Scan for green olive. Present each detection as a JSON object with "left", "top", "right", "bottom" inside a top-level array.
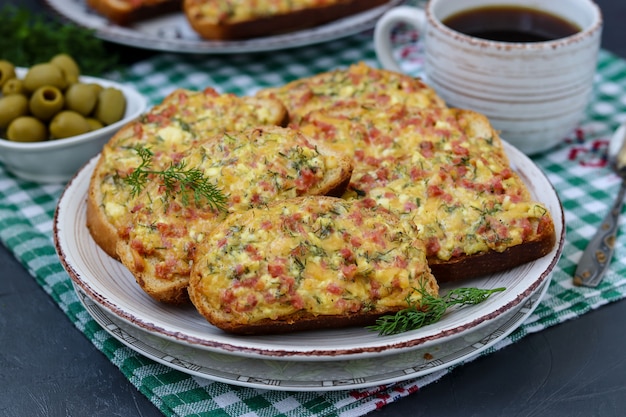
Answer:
[
  {"left": 0, "top": 94, "right": 29, "bottom": 129},
  {"left": 87, "top": 83, "right": 103, "bottom": 96},
  {"left": 23, "top": 63, "right": 67, "bottom": 93},
  {"left": 93, "top": 87, "right": 126, "bottom": 125},
  {"left": 0, "top": 60, "right": 16, "bottom": 88},
  {"left": 50, "top": 54, "right": 80, "bottom": 84},
  {"left": 63, "top": 73, "right": 79, "bottom": 86},
  {"left": 29, "top": 86, "right": 65, "bottom": 121},
  {"left": 86, "top": 117, "right": 104, "bottom": 131},
  {"left": 2, "top": 78, "right": 24, "bottom": 96},
  {"left": 6, "top": 116, "right": 48, "bottom": 142},
  {"left": 65, "top": 83, "right": 98, "bottom": 116},
  {"left": 49, "top": 110, "right": 91, "bottom": 139}
]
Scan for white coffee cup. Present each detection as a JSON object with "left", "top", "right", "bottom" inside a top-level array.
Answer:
[{"left": 374, "top": 0, "right": 603, "bottom": 155}]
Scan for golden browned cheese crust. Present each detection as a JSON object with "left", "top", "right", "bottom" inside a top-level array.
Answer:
[
  {"left": 295, "top": 102, "right": 556, "bottom": 282},
  {"left": 189, "top": 196, "right": 438, "bottom": 334},
  {"left": 86, "top": 88, "right": 288, "bottom": 260},
  {"left": 256, "top": 62, "right": 446, "bottom": 123},
  {"left": 116, "top": 126, "right": 353, "bottom": 304},
  {"left": 183, "top": 0, "right": 390, "bottom": 40}
]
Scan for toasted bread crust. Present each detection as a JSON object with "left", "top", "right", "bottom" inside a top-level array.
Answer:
[
  {"left": 87, "top": 0, "right": 388, "bottom": 36},
  {"left": 208, "top": 309, "right": 405, "bottom": 335},
  {"left": 184, "top": 0, "right": 389, "bottom": 40},
  {"left": 87, "top": 0, "right": 181, "bottom": 25},
  {"left": 86, "top": 153, "right": 124, "bottom": 259},
  {"left": 428, "top": 219, "right": 557, "bottom": 283},
  {"left": 116, "top": 238, "right": 191, "bottom": 304}
]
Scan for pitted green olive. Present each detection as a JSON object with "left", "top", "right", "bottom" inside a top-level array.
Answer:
[
  {"left": 6, "top": 116, "right": 48, "bottom": 142},
  {"left": 29, "top": 86, "right": 65, "bottom": 121},
  {"left": 0, "top": 55, "right": 129, "bottom": 142},
  {"left": 65, "top": 83, "right": 98, "bottom": 116},
  {"left": 93, "top": 87, "right": 126, "bottom": 125},
  {"left": 2, "top": 78, "right": 24, "bottom": 96},
  {"left": 23, "top": 63, "right": 67, "bottom": 93},
  {"left": 86, "top": 118, "right": 104, "bottom": 131},
  {"left": 0, "top": 60, "right": 16, "bottom": 88},
  {"left": 50, "top": 54, "right": 80, "bottom": 84},
  {"left": 0, "top": 94, "right": 29, "bottom": 129},
  {"left": 49, "top": 110, "right": 91, "bottom": 139}
]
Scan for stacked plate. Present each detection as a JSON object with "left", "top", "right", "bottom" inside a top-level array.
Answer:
[{"left": 54, "top": 142, "right": 564, "bottom": 391}]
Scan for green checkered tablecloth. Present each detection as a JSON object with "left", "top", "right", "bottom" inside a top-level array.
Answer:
[{"left": 2, "top": 26, "right": 626, "bottom": 417}]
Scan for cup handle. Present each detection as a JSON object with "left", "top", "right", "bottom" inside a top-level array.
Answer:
[{"left": 374, "top": 6, "right": 427, "bottom": 72}]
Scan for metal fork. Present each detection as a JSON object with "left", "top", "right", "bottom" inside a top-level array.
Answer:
[{"left": 574, "top": 123, "right": 626, "bottom": 287}]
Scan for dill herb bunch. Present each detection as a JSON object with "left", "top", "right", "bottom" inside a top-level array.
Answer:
[{"left": 0, "top": 5, "right": 119, "bottom": 75}]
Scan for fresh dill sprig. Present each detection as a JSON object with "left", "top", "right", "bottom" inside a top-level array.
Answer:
[
  {"left": 124, "top": 146, "right": 154, "bottom": 197},
  {"left": 368, "top": 286, "right": 506, "bottom": 336},
  {"left": 123, "top": 146, "right": 228, "bottom": 212}
]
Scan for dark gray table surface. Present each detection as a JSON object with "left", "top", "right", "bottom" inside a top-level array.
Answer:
[{"left": 1, "top": 1, "right": 626, "bottom": 416}]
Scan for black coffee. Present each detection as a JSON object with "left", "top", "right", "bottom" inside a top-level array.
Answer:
[{"left": 442, "top": 6, "right": 581, "bottom": 43}]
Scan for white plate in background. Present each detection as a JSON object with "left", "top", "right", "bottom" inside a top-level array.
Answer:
[{"left": 44, "top": 0, "right": 404, "bottom": 53}]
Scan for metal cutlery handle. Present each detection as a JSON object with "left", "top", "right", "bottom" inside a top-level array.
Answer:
[{"left": 574, "top": 181, "right": 626, "bottom": 287}]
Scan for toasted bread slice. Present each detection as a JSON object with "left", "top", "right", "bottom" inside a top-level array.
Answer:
[
  {"left": 86, "top": 0, "right": 181, "bottom": 25},
  {"left": 256, "top": 62, "right": 446, "bottom": 123},
  {"left": 86, "top": 88, "right": 288, "bottom": 259},
  {"left": 188, "top": 196, "right": 438, "bottom": 334},
  {"left": 116, "top": 126, "right": 353, "bottom": 304},
  {"left": 184, "top": 0, "right": 390, "bottom": 40},
  {"left": 297, "top": 103, "right": 556, "bottom": 282}
]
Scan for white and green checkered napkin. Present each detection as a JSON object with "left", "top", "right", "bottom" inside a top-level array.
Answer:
[{"left": 2, "top": 28, "right": 626, "bottom": 416}]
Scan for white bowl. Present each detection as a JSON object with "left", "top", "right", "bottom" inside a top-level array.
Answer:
[{"left": 0, "top": 69, "right": 147, "bottom": 183}]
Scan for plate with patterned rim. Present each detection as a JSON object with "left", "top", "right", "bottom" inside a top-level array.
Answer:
[
  {"left": 74, "top": 278, "right": 549, "bottom": 391},
  {"left": 43, "top": 0, "right": 404, "bottom": 54},
  {"left": 53, "top": 141, "right": 564, "bottom": 361}
]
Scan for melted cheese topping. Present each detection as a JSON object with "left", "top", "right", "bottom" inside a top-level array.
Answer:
[
  {"left": 97, "top": 87, "right": 285, "bottom": 234},
  {"left": 188, "top": 0, "right": 349, "bottom": 24},
  {"left": 257, "top": 62, "right": 445, "bottom": 123},
  {"left": 298, "top": 103, "right": 553, "bottom": 261},
  {"left": 191, "top": 197, "right": 437, "bottom": 325},
  {"left": 122, "top": 126, "right": 342, "bottom": 282}
]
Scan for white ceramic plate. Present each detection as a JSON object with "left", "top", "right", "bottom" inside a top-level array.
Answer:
[
  {"left": 74, "top": 279, "right": 549, "bottom": 391},
  {"left": 43, "top": 0, "right": 403, "bottom": 54},
  {"left": 53, "top": 141, "right": 565, "bottom": 361}
]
